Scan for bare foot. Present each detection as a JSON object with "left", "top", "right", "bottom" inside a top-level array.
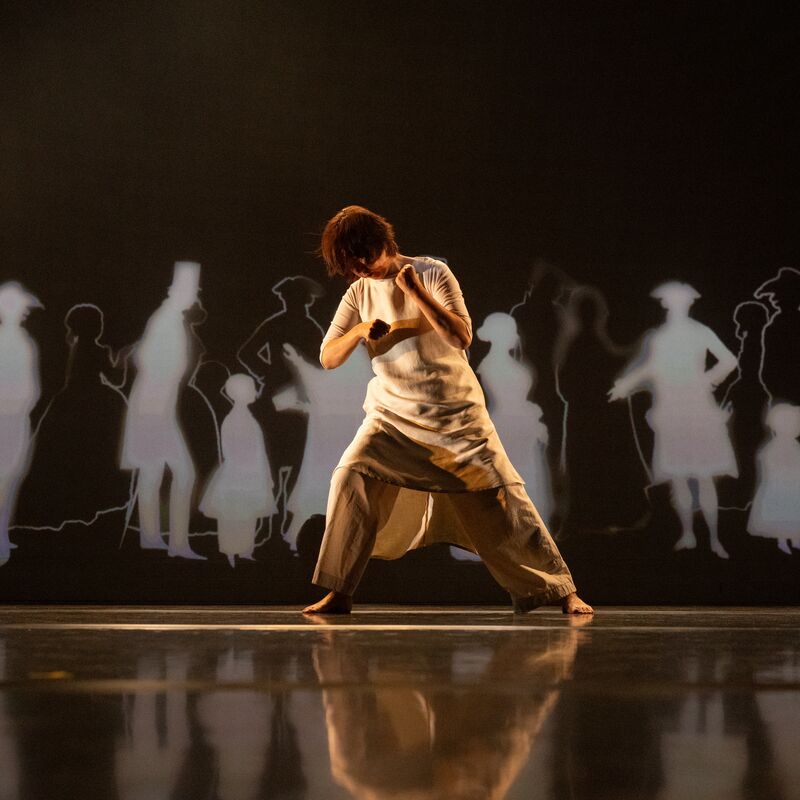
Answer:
[
  {"left": 562, "top": 592, "right": 594, "bottom": 615},
  {"left": 303, "top": 591, "right": 353, "bottom": 615}
]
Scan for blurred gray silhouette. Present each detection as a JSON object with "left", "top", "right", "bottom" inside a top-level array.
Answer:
[
  {"left": 748, "top": 403, "right": 800, "bottom": 554},
  {"left": 475, "top": 312, "right": 554, "bottom": 524},
  {"left": 200, "top": 374, "right": 276, "bottom": 567},
  {"left": 276, "top": 341, "right": 371, "bottom": 552},
  {"left": 0, "top": 282, "right": 42, "bottom": 566},
  {"left": 610, "top": 282, "right": 738, "bottom": 558},
  {"left": 120, "top": 262, "right": 204, "bottom": 559}
]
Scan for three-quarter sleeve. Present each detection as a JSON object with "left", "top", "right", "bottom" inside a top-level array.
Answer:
[
  {"left": 427, "top": 262, "right": 472, "bottom": 337},
  {"left": 320, "top": 284, "right": 361, "bottom": 364}
]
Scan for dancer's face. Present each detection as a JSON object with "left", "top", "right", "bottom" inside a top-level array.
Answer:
[{"left": 352, "top": 249, "right": 398, "bottom": 280}]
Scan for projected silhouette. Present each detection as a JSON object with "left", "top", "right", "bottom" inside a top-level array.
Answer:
[
  {"left": 0, "top": 283, "right": 42, "bottom": 566},
  {"left": 277, "top": 341, "right": 371, "bottom": 551},
  {"left": 721, "top": 301, "right": 772, "bottom": 507},
  {"left": 748, "top": 404, "right": 800, "bottom": 554},
  {"left": 120, "top": 262, "right": 204, "bottom": 559},
  {"left": 555, "top": 288, "right": 648, "bottom": 531},
  {"left": 609, "top": 282, "right": 738, "bottom": 558},
  {"left": 237, "top": 276, "right": 326, "bottom": 497},
  {"left": 16, "top": 304, "right": 130, "bottom": 527},
  {"left": 200, "top": 374, "right": 276, "bottom": 567},
  {"left": 754, "top": 267, "right": 800, "bottom": 406},
  {"left": 511, "top": 263, "right": 574, "bottom": 474},
  {"left": 475, "top": 312, "right": 554, "bottom": 524}
]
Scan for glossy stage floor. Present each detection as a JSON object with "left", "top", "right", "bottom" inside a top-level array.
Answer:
[{"left": 0, "top": 607, "right": 798, "bottom": 799}]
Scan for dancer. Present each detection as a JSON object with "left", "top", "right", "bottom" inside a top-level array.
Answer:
[
  {"left": 200, "top": 374, "right": 276, "bottom": 567},
  {"left": 303, "top": 206, "right": 592, "bottom": 615},
  {"left": 609, "top": 282, "right": 738, "bottom": 558}
]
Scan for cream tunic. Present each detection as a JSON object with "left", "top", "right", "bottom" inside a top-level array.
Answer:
[{"left": 321, "top": 257, "right": 525, "bottom": 557}]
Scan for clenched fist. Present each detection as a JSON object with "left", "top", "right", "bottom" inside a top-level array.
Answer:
[
  {"left": 395, "top": 264, "right": 423, "bottom": 296},
  {"left": 364, "top": 318, "right": 390, "bottom": 340}
]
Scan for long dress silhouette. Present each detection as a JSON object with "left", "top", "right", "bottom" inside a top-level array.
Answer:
[
  {"left": 754, "top": 267, "right": 800, "bottom": 406},
  {"left": 720, "top": 301, "right": 772, "bottom": 507},
  {"left": 747, "top": 403, "right": 800, "bottom": 554},
  {"left": 200, "top": 374, "right": 276, "bottom": 567},
  {"left": 610, "top": 282, "right": 738, "bottom": 558},
  {"left": 237, "top": 276, "right": 327, "bottom": 500},
  {"left": 0, "top": 283, "right": 42, "bottom": 566},
  {"left": 555, "top": 288, "right": 648, "bottom": 532},
  {"left": 120, "top": 262, "right": 203, "bottom": 559},
  {"left": 475, "top": 312, "right": 554, "bottom": 524},
  {"left": 16, "top": 304, "right": 129, "bottom": 527}
]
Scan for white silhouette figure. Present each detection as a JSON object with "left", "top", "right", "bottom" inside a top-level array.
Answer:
[
  {"left": 120, "top": 262, "right": 204, "bottom": 559},
  {"left": 276, "top": 341, "right": 371, "bottom": 552},
  {"left": 609, "top": 282, "right": 738, "bottom": 558},
  {"left": 476, "top": 312, "right": 554, "bottom": 524},
  {"left": 0, "top": 283, "right": 42, "bottom": 566},
  {"left": 747, "top": 404, "right": 800, "bottom": 554},
  {"left": 200, "top": 374, "right": 276, "bottom": 567}
]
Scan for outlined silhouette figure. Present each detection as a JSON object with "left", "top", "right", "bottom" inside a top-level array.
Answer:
[
  {"left": 754, "top": 267, "right": 800, "bottom": 406},
  {"left": 721, "top": 301, "right": 772, "bottom": 507},
  {"left": 511, "top": 262, "right": 575, "bottom": 475},
  {"left": 276, "top": 341, "right": 371, "bottom": 551},
  {"left": 0, "top": 283, "right": 42, "bottom": 566},
  {"left": 554, "top": 287, "right": 648, "bottom": 532},
  {"left": 475, "top": 312, "right": 554, "bottom": 524},
  {"left": 120, "top": 262, "right": 204, "bottom": 559},
  {"left": 609, "top": 282, "right": 738, "bottom": 558},
  {"left": 747, "top": 403, "right": 800, "bottom": 554},
  {"left": 237, "top": 276, "right": 327, "bottom": 498},
  {"left": 200, "top": 374, "right": 276, "bottom": 567},
  {"left": 16, "top": 304, "right": 130, "bottom": 527}
]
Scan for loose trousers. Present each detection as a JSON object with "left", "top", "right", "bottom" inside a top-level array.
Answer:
[{"left": 312, "top": 468, "right": 576, "bottom": 609}]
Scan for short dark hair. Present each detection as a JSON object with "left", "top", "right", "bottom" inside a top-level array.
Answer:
[{"left": 319, "top": 205, "right": 399, "bottom": 281}]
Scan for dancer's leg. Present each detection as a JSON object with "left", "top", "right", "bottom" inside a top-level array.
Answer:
[
  {"left": 450, "top": 484, "right": 591, "bottom": 613},
  {"left": 167, "top": 441, "right": 202, "bottom": 559},
  {"left": 305, "top": 469, "right": 399, "bottom": 613}
]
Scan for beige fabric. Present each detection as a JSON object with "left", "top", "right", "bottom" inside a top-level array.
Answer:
[
  {"left": 313, "top": 469, "right": 575, "bottom": 606},
  {"left": 321, "top": 257, "right": 523, "bottom": 493}
]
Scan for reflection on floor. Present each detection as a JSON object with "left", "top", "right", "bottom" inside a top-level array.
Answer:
[{"left": 0, "top": 607, "right": 798, "bottom": 799}]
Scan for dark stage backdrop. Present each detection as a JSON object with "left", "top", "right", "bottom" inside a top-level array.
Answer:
[{"left": 0, "top": 1, "right": 798, "bottom": 603}]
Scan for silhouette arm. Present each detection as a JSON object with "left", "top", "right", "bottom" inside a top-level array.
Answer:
[
  {"left": 704, "top": 329, "right": 738, "bottom": 387},
  {"left": 609, "top": 336, "right": 652, "bottom": 400},
  {"left": 237, "top": 320, "right": 272, "bottom": 379}
]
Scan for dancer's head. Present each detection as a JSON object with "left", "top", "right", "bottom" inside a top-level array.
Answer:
[
  {"left": 168, "top": 261, "right": 201, "bottom": 309},
  {"left": 319, "top": 206, "right": 399, "bottom": 282},
  {"left": 0, "top": 282, "right": 43, "bottom": 324},
  {"left": 765, "top": 403, "right": 800, "bottom": 439},
  {"left": 225, "top": 373, "right": 257, "bottom": 405}
]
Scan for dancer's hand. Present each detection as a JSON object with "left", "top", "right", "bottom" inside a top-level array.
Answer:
[
  {"left": 362, "top": 318, "right": 390, "bottom": 341},
  {"left": 395, "top": 264, "right": 424, "bottom": 297}
]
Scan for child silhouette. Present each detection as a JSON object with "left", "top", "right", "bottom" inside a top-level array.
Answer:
[{"left": 200, "top": 374, "right": 276, "bottom": 567}]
